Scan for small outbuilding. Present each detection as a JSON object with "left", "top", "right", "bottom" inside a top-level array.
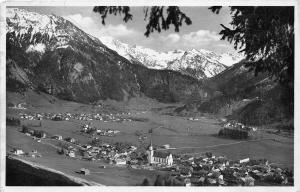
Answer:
[{"left": 80, "top": 168, "right": 90, "bottom": 175}]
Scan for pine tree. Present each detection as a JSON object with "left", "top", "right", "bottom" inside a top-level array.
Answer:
[{"left": 209, "top": 6, "right": 294, "bottom": 85}]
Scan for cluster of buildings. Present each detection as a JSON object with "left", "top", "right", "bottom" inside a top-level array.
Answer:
[
  {"left": 18, "top": 112, "right": 138, "bottom": 123},
  {"left": 21, "top": 126, "right": 46, "bottom": 138},
  {"left": 80, "top": 124, "right": 120, "bottom": 136},
  {"left": 188, "top": 117, "right": 201, "bottom": 121},
  {"left": 218, "top": 120, "right": 258, "bottom": 139},
  {"left": 65, "top": 141, "right": 138, "bottom": 166},
  {"left": 8, "top": 102, "right": 27, "bottom": 110},
  {"left": 13, "top": 111, "right": 292, "bottom": 186},
  {"left": 167, "top": 153, "right": 293, "bottom": 186},
  {"left": 141, "top": 139, "right": 292, "bottom": 186},
  {"left": 16, "top": 123, "right": 293, "bottom": 186},
  {"left": 223, "top": 121, "right": 258, "bottom": 132},
  {"left": 10, "top": 148, "right": 42, "bottom": 158}
]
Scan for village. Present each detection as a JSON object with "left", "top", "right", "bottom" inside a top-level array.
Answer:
[
  {"left": 18, "top": 111, "right": 146, "bottom": 122},
  {"left": 7, "top": 113, "right": 293, "bottom": 186}
]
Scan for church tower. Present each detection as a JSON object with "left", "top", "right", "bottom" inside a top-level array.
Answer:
[{"left": 147, "top": 138, "right": 154, "bottom": 164}]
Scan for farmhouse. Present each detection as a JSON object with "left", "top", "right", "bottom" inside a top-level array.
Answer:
[{"left": 13, "top": 148, "right": 24, "bottom": 155}]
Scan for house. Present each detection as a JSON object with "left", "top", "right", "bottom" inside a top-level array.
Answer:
[
  {"left": 68, "top": 150, "right": 76, "bottom": 158},
  {"left": 34, "top": 130, "right": 46, "bottom": 138},
  {"left": 28, "top": 151, "right": 41, "bottom": 158},
  {"left": 52, "top": 135, "right": 63, "bottom": 140},
  {"left": 239, "top": 158, "right": 250, "bottom": 164},
  {"left": 130, "top": 146, "right": 137, "bottom": 151},
  {"left": 28, "top": 130, "right": 35, "bottom": 135},
  {"left": 82, "top": 144, "right": 92, "bottom": 149},
  {"left": 184, "top": 178, "right": 191, "bottom": 186},
  {"left": 147, "top": 140, "right": 173, "bottom": 166},
  {"left": 65, "top": 137, "right": 76, "bottom": 143},
  {"left": 114, "top": 158, "right": 127, "bottom": 165},
  {"left": 13, "top": 148, "right": 24, "bottom": 155},
  {"left": 51, "top": 115, "right": 63, "bottom": 121},
  {"left": 180, "top": 168, "right": 192, "bottom": 177}
]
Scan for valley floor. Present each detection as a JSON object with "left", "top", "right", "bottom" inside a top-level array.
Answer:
[{"left": 6, "top": 91, "right": 294, "bottom": 185}]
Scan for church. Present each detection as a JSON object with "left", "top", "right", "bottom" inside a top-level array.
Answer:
[{"left": 147, "top": 140, "right": 173, "bottom": 166}]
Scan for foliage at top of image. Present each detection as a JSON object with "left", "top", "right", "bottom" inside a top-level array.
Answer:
[
  {"left": 93, "top": 6, "right": 192, "bottom": 37},
  {"left": 210, "top": 6, "right": 294, "bottom": 85}
]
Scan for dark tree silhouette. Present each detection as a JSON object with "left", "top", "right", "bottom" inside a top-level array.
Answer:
[
  {"left": 153, "top": 174, "right": 184, "bottom": 186},
  {"left": 141, "top": 178, "right": 150, "bottom": 186},
  {"left": 93, "top": 6, "right": 192, "bottom": 37},
  {"left": 210, "top": 6, "right": 294, "bottom": 85},
  {"left": 154, "top": 175, "right": 165, "bottom": 186}
]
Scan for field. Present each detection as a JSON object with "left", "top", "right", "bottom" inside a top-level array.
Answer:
[{"left": 6, "top": 91, "right": 294, "bottom": 185}]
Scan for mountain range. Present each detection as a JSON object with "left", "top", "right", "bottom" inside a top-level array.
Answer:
[
  {"left": 6, "top": 8, "right": 293, "bottom": 127},
  {"left": 100, "top": 36, "right": 243, "bottom": 79},
  {"left": 6, "top": 8, "right": 209, "bottom": 103}
]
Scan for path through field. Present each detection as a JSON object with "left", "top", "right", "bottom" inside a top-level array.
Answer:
[{"left": 156, "top": 138, "right": 275, "bottom": 151}]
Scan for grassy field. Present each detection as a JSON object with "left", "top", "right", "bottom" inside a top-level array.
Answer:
[{"left": 6, "top": 91, "right": 294, "bottom": 185}]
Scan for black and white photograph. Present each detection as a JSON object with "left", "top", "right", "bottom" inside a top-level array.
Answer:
[{"left": 0, "top": 0, "right": 298, "bottom": 189}]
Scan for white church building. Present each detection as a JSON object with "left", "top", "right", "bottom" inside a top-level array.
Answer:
[{"left": 147, "top": 140, "right": 173, "bottom": 166}]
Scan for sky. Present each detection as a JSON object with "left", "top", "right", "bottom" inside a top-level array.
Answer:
[{"left": 11, "top": 6, "right": 239, "bottom": 54}]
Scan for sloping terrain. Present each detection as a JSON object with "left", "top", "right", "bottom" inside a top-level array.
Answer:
[
  {"left": 6, "top": 8, "right": 209, "bottom": 104},
  {"left": 177, "top": 61, "right": 294, "bottom": 128}
]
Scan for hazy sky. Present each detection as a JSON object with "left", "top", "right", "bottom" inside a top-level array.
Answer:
[{"left": 11, "top": 6, "right": 239, "bottom": 54}]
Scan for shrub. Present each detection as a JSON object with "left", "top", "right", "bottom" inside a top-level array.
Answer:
[
  {"left": 6, "top": 117, "right": 21, "bottom": 126},
  {"left": 141, "top": 178, "right": 150, "bottom": 186},
  {"left": 21, "top": 125, "right": 29, "bottom": 133}
]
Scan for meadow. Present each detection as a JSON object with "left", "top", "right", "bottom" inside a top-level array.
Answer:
[{"left": 6, "top": 91, "right": 294, "bottom": 185}]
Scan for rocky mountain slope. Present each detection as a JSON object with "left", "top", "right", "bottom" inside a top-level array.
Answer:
[
  {"left": 6, "top": 8, "right": 209, "bottom": 103},
  {"left": 177, "top": 61, "right": 293, "bottom": 128},
  {"left": 100, "top": 36, "right": 244, "bottom": 79}
]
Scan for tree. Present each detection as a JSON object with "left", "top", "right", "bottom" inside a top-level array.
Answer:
[
  {"left": 93, "top": 6, "right": 192, "bottom": 37},
  {"left": 154, "top": 174, "right": 184, "bottom": 186},
  {"left": 21, "top": 125, "right": 29, "bottom": 133},
  {"left": 209, "top": 6, "right": 294, "bottom": 85},
  {"left": 141, "top": 178, "right": 150, "bottom": 186},
  {"left": 154, "top": 175, "right": 165, "bottom": 186}
]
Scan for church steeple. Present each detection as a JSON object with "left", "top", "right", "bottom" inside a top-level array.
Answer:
[
  {"left": 149, "top": 138, "right": 153, "bottom": 150},
  {"left": 147, "top": 137, "right": 154, "bottom": 164}
]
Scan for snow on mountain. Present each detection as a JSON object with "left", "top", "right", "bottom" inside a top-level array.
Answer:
[
  {"left": 7, "top": 8, "right": 59, "bottom": 42},
  {"left": 6, "top": 8, "right": 243, "bottom": 80},
  {"left": 99, "top": 36, "right": 244, "bottom": 79},
  {"left": 6, "top": 8, "right": 104, "bottom": 52},
  {"left": 7, "top": 8, "right": 207, "bottom": 103},
  {"left": 99, "top": 36, "right": 184, "bottom": 69}
]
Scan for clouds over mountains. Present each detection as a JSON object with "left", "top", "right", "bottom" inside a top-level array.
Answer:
[{"left": 63, "top": 13, "right": 234, "bottom": 53}]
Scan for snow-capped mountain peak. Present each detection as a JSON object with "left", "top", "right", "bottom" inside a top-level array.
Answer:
[
  {"left": 99, "top": 36, "right": 244, "bottom": 79},
  {"left": 6, "top": 8, "right": 103, "bottom": 52}
]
